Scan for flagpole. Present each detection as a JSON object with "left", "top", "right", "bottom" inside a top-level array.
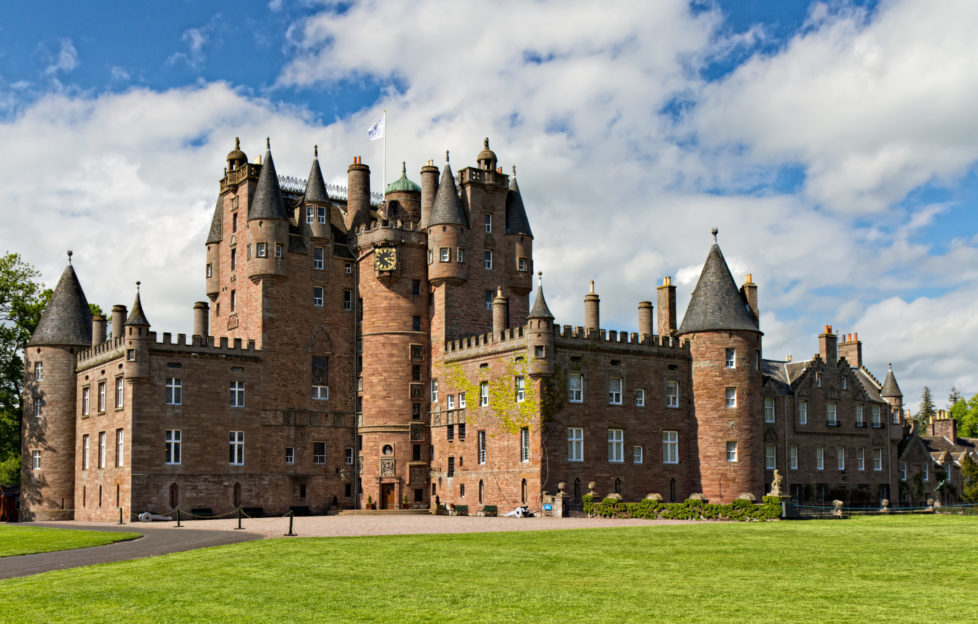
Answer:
[{"left": 383, "top": 109, "right": 387, "bottom": 194}]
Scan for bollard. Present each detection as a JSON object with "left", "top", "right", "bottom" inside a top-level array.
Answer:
[
  {"left": 176, "top": 508, "right": 182, "bottom": 527},
  {"left": 118, "top": 507, "right": 124, "bottom": 525},
  {"left": 284, "top": 510, "right": 297, "bottom": 537},
  {"left": 235, "top": 507, "right": 244, "bottom": 530}
]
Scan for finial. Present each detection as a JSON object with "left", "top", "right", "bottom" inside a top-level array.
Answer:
[
  {"left": 402, "top": 161, "right": 406, "bottom": 175},
  {"left": 136, "top": 280, "right": 141, "bottom": 292},
  {"left": 497, "top": 286, "right": 503, "bottom": 297},
  {"left": 235, "top": 137, "right": 240, "bottom": 149},
  {"left": 314, "top": 144, "right": 318, "bottom": 158},
  {"left": 512, "top": 165, "right": 517, "bottom": 177},
  {"left": 67, "top": 250, "right": 73, "bottom": 265},
  {"left": 888, "top": 363, "right": 892, "bottom": 370},
  {"left": 589, "top": 280, "right": 594, "bottom": 293},
  {"left": 484, "top": 137, "right": 490, "bottom": 149},
  {"left": 266, "top": 137, "right": 271, "bottom": 150},
  {"left": 537, "top": 271, "right": 543, "bottom": 287},
  {"left": 711, "top": 227, "right": 718, "bottom": 243},
  {"left": 445, "top": 150, "right": 450, "bottom": 163}
]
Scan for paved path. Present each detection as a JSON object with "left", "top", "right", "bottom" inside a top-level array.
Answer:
[{"left": 0, "top": 523, "right": 261, "bottom": 580}]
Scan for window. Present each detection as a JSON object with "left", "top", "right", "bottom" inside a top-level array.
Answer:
[
  {"left": 413, "top": 444, "right": 422, "bottom": 461},
  {"left": 230, "top": 249, "right": 236, "bottom": 270},
  {"left": 412, "top": 280, "right": 421, "bottom": 296},
  {"left": 457, "top": 248, "right": 464, "bottom": 263},
  {"left": 568, "top": 427, "right": 584, "bottom": 462},
  {"left": 431, "top": 379, "right": 438, "bottom": 403},
  {"left": 314, "top": 247, "right": 324, "bottom": 269},
  {"left": 662, "top": 431, "right": 679, "bottom": 464},
  {"left": 285, "top": 447, "right": 294, "bottom": 465},
  {"left": 440, "top": 247, "right": 450, "bottom": 262},
  {"left": 725, "top": 348, "right": 736, "bottom": 368},
  {"left": 858, "top": 448, "right": 865, "bottom": 471},
  {"left": 229, "top": 431, "right": 244, "bottom": 465},
  {"left": 799, "top": 400, "right": 808, "bottom": 425},
  {"left": 608, "top": 377, "right": 623, "bottom": 405},
  {"left": 726, "top": 441, "right": 738, "bottom": 462},
  {"left": 568, "top": 373, "right": 583, "bottom": 403},
  {"left": 816, "top": 446, "right": 824, "bottom": 470},
  {"left": 127, "top": 349, "right": 135, "bottom": 361},
  {"left": 484, "top": 213, "right": 492, "bottom": 233},
  {"left": 412, "top": 403, "right": 421, "bottom": 420},
  {"left": 34, "top": 361, "right": 42, "bottom": 381},
  {"left": 313, "top": 442, "right": 327, "bottom": 464},
  {"left": 97, "top": 382, "right": 106, "bottom": 412},
  {"left": 458, "top": 423, "right": 466, "bottom": 440},
  {"left": 275, "top": 243, "right": 282, "bottom": 258},
  {"left": 448, "top": 456, "right": 455, "bottom": 477},
  {"left": 165, "top": 430, "right": 181, "bottom": 465},
  {"left": 343, "top": 289, "right": 353, "bottom": 311},
  {"left": 345, "top": 263, "right": 352, "bottom": 274},
  {"left": 923, "top": 463, "right": 929, "bottom": 482},
  {"left": 900, "top": 461, "right": 907, "bottom": 481},
  {"left": 447, "top": 424, "right": 455, "bottom": 441},
  {"left": 306, "top": 206, "right": 314, "bottom": 224},
  {"left": 892, "top": 408, "right": 900, "bottom": 425},
  {"left": 313, "top": 286, "right": 324, "bottom": 307},
  {"left": 515, "top": 376, "right": 525, "bottom": 402},
  {"left": 345, "top": 447, "right": 354, "bottom": 465},
  {"left": 116, "top": 429, "right": 124, "bottom": 467},
  {"left": 666, "top": 381, "right": 679, "bottom": 408},
  {"left": 459, "top": 392, "right": 466, "bottom": 408},
  {"left": 230, "top": 381, "right": 245, "bottom": 408},
  {"left": 256, "top": 242, "right": 267, "bottom": 258},
  {"left": 520, "top": 427, "right": 530, "bottom": 462},
  {"left": 765, "top": 444, "right": 776, "bottom": 470},
  {"left": 82, "top": 434, "right": 90, "bottom": 470},
  {"left": 479, "top": 381, "right": 488, "bottom": 406},
  {"left": 725, "top": 387, "right": 736, "bottom": 408},
  {"left": 478, "top": 430, "right": 487, "bottom": 464},
  {"left": 32, "top": 450, "right": 40, "bottom": 470},
  {"left": 873, "top": 448, "right": 882, "bottom": 471},
  {"left": 633, "top": 445, "right": 644, "bottom": 464},
  {"left": 412, "top": 316, "right": 421, "bottom": 331},
  {"left": 856, "top": 405, "right": 864, "bottom": 426},
  {"left": 83, "top": 387, "right": 90, "bottom": 416},
  {"left": 827, "top": 403, "right": 838, "bottom": 426},
  {"left": 115, "top": 377, "right": 124, "bottom": 408},
  {"left": 635, "top": 389, "right": 645, "bottom": 407},
  {"left": 33, "top": 395, "right": 42, "bottom": 417},
  {"left": 789, "top": 445, "right": 798, "bottom": 470},
  {"left": 842, "top": 376, "right": 848, "bottom": 390},
  {"left": 872, "top": 405, "right": 881, "bottom": 427},
  {"left": 815, "top": 371, "right": 822, "bottom": 387},
  {"left": 206, "top": 263, "right": 213, "bottom": 278},
  {"left": 97, "top": 431, "right": 106, "bottom": 468},
  {"left": 447, "top": 394, "right": 455, "bottom": 410},
  {"left": 837, "top": 447, "right": 845, "bottom": 471},
  {"left": 518, "top": 257, "right": 527, "bottom": 272},
  {"left": 764, "top": 398, "right": 775, "bottom": 423},
  {"left": 608, "top": 429, "right": 624, "bottom": 463},
  {"left": 485, "top": 290, "right": 493, "bottom": 311},
  {"left": 230, "top": 290, "right": 236, "bottom": 312},
  {"left": 312, "top": 356, "right": 329, "bottom": 400},
  {"left": 165, "top": 378, "right": 182, "bottom": 405},
  {"left": 232, "top": 213, "right": 238, "bottom": 233},
  {"left": 318, "top": 206, "right": 326, "bottom": 224},
  {"left": 484, "top": 250, "right": 493, "bottom": 270}
]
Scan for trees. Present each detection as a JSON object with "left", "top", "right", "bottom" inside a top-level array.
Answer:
[
  {"left": 916, "top": 386, "right": 936, "bottom": 429},
  {"left": 961, "top": 454, "right": 978, "bottom": 503}
]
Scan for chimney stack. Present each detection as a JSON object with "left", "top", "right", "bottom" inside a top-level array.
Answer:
[
  {"left": 92, "top": 314, "right": 107, "bottom": 346},
  {"left": 346, "top": 156, "right": 371, "bottom": 230},
  {"left": 741, "top": 273, "right": 758, "bottom": 327},
  {"left": 584, "top": 281, "right": 599, "bottom": 337},
  {"left": 492, "top": 288, "right": 509, "bottom": 337},
  {"left": 193, "top": 301, "right": 209, "bottom": 343},
  {"left": 111, "top": 305, "right": 127, "bottom": 340},
  {"left": 818, "top": 325, "right": 837, "bottom": 363},
  {"left": 657, "top": 276, "right": 676, "bottom": 337},
  {"left": 839, "top": 331, "right": 862, "bottom": 368},
  {"left": 638, "top": 301, "right": 653, "bottom": 342}
]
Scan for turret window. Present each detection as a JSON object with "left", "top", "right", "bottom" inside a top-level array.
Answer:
[
  {"left": 256, "top": 243, "right": 268, "bottom": 258},
  {"left": 725, "top": 387, "right": 737, "bottom": 408},
  {"left": 318, "top": 206, "right": 327, "bottom": 224},
  {"left": 484, "top": 251, "right": 493, "bottom": 270},
  {"left": 306, "top": 206, "right": 314, "bottom": 224},
  {"left": 518, "top": 257, "right": 527, "bottom": 272},
  {"left": 206, "top": 263, "right": 213, "bottom": 278},
  {"left": 275, "top": 243, "right": 282, "bottom": 258},
  {"left": 34, "top": 361, "right": 42, "bottom": 381},
  {"left": 313, "top": 287, "right": 324, "bottom": 307},
  {"left": 440, "top": 248, "right": 450, "bottom": 262},
  {"left": 725, "top": 348, "right": 736, "bottom": 368},
  {"left": 635, "top": 389, "right": 645, "bottom": 407},
  {"left": 457, "top": 248, "right": 464, "bottom": 263},
  {"left": 165, "top": 378, "right": 182, "bottom": 405}
]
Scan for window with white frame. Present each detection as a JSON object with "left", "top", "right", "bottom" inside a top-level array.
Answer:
[
  {"left": 229, "top": 431, "right": 244, "bottom": 465},
  {"left": 827, "top": 402, "right": 838, "bottom": 426},
  {"left": 313, "top": 442, "right": 327, "bottom": 464},
  {"left": 312, "top": 356, "right": 328, "bottom": 400},
  {"left": 726, "top": 441, "right": 738, "bottom": 463},
  {"left": 765, "top": 444, "right": 776, "bottom": 470},
  {"left": 115, "top": 377, "right": 124, "bottom": 408},
  {"left": 633, "top": 445, "right": 644, "bottom": 464},
  {"left": 97, "top": 382, "right": 106, "bottom": 412},
  {"left": 725, "top": 347, "right": 736, "bottom": 368},
  {"left": 856, "top": 405, "right": 864, "bottom": 426},
  {"left": 457, "top": 248, "right": 464, "bottom": 263},
  {"left": 33, "top": 395, "right": 41, "bottom": 417},
  {"left": 285, "top": 447, "right": 294, "bottom": 465},
  {"left": 789, "top": 445, "right": 798, "bottom": 470},
  {"left": 484, "top": 250, "right": 493, "bottom": 270},
  {"left": 872, "top": 405, "right": 881, "bottom": 427},
  {"left": 431, "top": 378, "right": 439, "bottom": 403},
  {"left": 345, "top": 263, "right": 352, "bottom": 274},
  {"left": 306, "top": 206, "right": 314, "bottom": 223},
  {"left": 892, "top": 408, "right": 900, "bottom": 425},
  {"left": 230, "top": 381, "right": 245, "bottom": 408},
  {"left": 34, "top": 361, "right": 42, "bottom": 381},
  {"left": 837, "top": 447, "right": 845, "bottom": 471},
  {"left": 165, "top": 430, "right": 181, "bottom": 465},
  {"left": 662, "top": 431, "right": 679, "bottom": 464},
  {"left": 608, "top": 377, "right": 623, "bottom": 405},
  {"left": 666, "top": 381, "right": 679, "bottom": 408},
  {"left": 440, "top": 247, "right": 450, "bottom": 262},
  {"left": 459, "top": 392, "right": 466, "bottom": 408},
  {"left": 479, "top": 381, "right": 488, "bottom": 406},
  {"left": 518, "top": 257, "right": 527, "bottom": 272},
  {"left": 608, "top": 429, "right": 624, "bottom": 463},
  {"left": 900, "top": 461, "right": 907, "bottom": 480},
  {"left": 568, "top": 373, "right": 583, "bottom": 402},
  {"left": 83, "top": 387, "right": 90, "bottom": 416},
  {"left": 816, "top": 446, "right": 824, "bottom": 470},
  {"left": 116, "top": 429, "right": 124, "bottom": 467},
  {"left": 313, "top": 286, "right": 324, "bottom": 307},
  {"left": 520, "top": 427, "right": 530, "bottom": 462},
  {"left": 165, "top": 378, "right": 182, "bottom": 405},
  {"left": 635, "top": 389, "right": 645, "bottom": 407},
  {"left": 345, "top": 447, "right": 354, "bottom": 465},
  {"left": 314, "top": 246, "right": 324, "bottom": 270},
  {"left": 98, "top": 431, "right": 106, "bottom": 469},
  {"left": 31, "top": 450, "right": 40, "bottom": 470},
  {"left": 82, "top": 434, "right": 90, "bottom": 470},
  {"left": 478, "top": 430, "right": 487, "bottom": 464},
  {"left": 275, "top": 243, "right": 282, "bottom": 259},
  {"left": 484, "top": 213, "right": 492, "bottom": 233},
  {"left": 799, "top": 400, "right": 808, "bottom": 425},
  {"left": 816, "top": 371, "right": 822, "bottom": 387},
  {"left": 256, "top": 242, "right": 267, "bottom": 258},
  {"left": 317, "top": 206, "right": 326, "bottom": 224},
  {"left": 923, "top": 463, "right": 929, "bottom": 481},
  {"left": 725, "top": 387, "right": 736, "bottom": 408},
  {"left": 764, "top": 398, "right": 775, "bottom": 423},
  {"left": 858, "top": 448, "right": 865, "bottom": 471},
  {"left": 343, "top": 289, "right": 353, "bottom": 311},
  {"left": 568, "top": 428, "right": 583, "bottom": 462},
  {"left": 515, "top": 376, "right": 525, "bottom": 403},
  {"left": 447, "top": 394, "right": 455, "bottom": 410},
  {"left": 873, "top": 448, "right": 882, "bottom": 471}
]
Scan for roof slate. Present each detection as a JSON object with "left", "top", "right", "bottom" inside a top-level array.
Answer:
[
  {"left": 125, "top": 292, "right": 150, "bottom": 326},
  {"left": 249, "top": 150, "right": 287, "bottom": 221},
  {"left": 206, "top": 196, "right": 223, "bottom": 244},
  {"left": 881, "top": 365, "right": 903, "bottom": 397},
  {"left": 505, "top": 177, "right": 533, "bottom": 236},
  {"left": 28, "top": 264, "right": 93, "bottom": 347},
  {"left": 304, "top": 157, "right": 329, "bottom": 204},
  {"left": 428, "top": 164, "right": 467, "bottom": 227},
  {"left": 678, "top": 244, "right": 759, "bottom": 335},
  {"left": 527, "top": 281, "right": 554, "bottom": 320}
]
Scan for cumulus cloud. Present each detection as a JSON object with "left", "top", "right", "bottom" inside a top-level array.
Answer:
[{"left": 44, "top": 38, "right": 78, "bottom": 75}]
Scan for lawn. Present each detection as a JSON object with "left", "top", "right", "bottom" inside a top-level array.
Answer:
[
  {"left": 0, "top": 525, "right": 140, "bottom": 558},
  {"left": 0, "top": 515, "right": 975, "bottom": 623}
]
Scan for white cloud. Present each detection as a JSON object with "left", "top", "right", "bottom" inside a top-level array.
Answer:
[
  {"left": 44, "top": 39, "right": 78, "bottom": 75},
  {"left": 110, "top": 66, "right": 131, "bottom": 82}
]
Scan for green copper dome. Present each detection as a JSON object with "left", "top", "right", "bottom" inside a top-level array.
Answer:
[{"left": 385, "top": 161, "right": 421, "bottom": 194}]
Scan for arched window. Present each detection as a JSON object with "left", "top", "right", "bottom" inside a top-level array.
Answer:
[
  {"left": 521, "top": 479, "right": 528, "bottom": 504},
  {"left": 233, "top": 482, "right": 241, "bottom": 508},
  {"left": 169, "top": 483, "right": 179, "bottom": 509},
  {"left": 479, "top": 480, "right": 484, "bottom": 504}
]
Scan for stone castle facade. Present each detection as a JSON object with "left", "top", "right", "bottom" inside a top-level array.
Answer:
[{"left": 19, "top": 137, "right": 971, "bottom": 520}]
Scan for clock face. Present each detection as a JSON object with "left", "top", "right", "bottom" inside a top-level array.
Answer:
[{"left": 374, "top": 247, "right": 397, "bottom": 271}]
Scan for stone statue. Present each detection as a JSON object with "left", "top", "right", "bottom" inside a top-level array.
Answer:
[{"left": 769, "top": 470, "right": 783, "bottom": 497}]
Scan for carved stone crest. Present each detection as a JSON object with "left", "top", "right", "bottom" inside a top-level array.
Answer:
[{"left": 380, "top": 458, "right": 396, "bottom": 477}]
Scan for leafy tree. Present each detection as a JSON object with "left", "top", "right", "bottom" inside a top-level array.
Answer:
[
  {"left": 955, "top": 395, "right": 978, "bottom": 438},
  {"left": 916, "top": 386, "right": 936, "bottom": 428},
  {"left": 948, "top": 386, "right": 963, "bottom": 408},
  {"left": 961, "top": 454, "right": 978, "bottom": 503}
]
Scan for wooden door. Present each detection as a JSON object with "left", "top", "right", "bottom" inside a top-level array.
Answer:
[{"left": 381, "top": 484, "right": 396, "bottom": 509}]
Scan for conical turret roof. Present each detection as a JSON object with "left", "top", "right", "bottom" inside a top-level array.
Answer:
[
  {"left": 678, "top": 243, "right": 759, "bottom": 335},
  {"left": 881, "top": 365, "right": 902, "bottom": 398},
  {"left": 28, "top": 263, "right": 92, "bottom": 347},
  {"left": 528, "top": 276, "right": 553, "bottom": 320},
  {"left": 206, "top": 196, "right": 223, "bottom": 244},
  {"left": 125, "top": 290, "right": 150, "bottom": 327},
  {"left": 428, "top": 163, "right": 467, "bottom": 227},
  {"left": 505, "top": 174, "right": 532, "bottom": 236},
  {"left": 304, "top": 147, "right": 329, "bottom": 204},
  {"left": 249, "top": 144, "right": 286, "bottom": 221}
]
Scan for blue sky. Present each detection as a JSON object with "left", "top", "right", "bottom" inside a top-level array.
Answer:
[{"left": 2, "top": 0, "right": 977, "bottom": 412}]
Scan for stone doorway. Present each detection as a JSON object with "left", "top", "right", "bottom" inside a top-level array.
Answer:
[{"left": 381, "top": 484, "right": 396, "bottom": 509}]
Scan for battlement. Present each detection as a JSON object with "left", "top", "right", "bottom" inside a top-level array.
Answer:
[
  {"left": 356, "top": 218, "right": 424, "bottom": 234},
  {"left": 76, "top": 332, "right": 262, "bottom": 369},
  {"left": 556, "top": 324, "right": 689, "bottom": 352},
  {"left": 76, "top": 336, "right": 126, "bottom": 367},
  {"left": 444, "top": 326, "right": 527, "bottom": 360},
  {"left": 220, "top": 162, "right": 261, "bottom": 193},
  {"left": 459, "top": 167, "right": 508, "bottom": 188}
]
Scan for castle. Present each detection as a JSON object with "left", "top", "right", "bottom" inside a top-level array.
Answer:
[{"left": 19, "top": 137, "right": 974, "bottom": 520}]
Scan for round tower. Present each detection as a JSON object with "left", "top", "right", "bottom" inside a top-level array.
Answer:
[
  {"left": 346, "top": 156, "right": 371, "bottom": 231},
  {"left": 880, "top": 364, "right": 903, "bottom": 416},
  {"left": 678, "top": 233, "right": 764, "bottom": 503},
  {"left": 246, "top": 139, "right": 289, "bottom": 283},
  {"left": 426, "top": 156, "right": 467, "bottom": 285},
  {"left": 205, "top": 195, "right": 222, "bottom": 300},
  {"left": 384, "top": 161, "right": 422, "bottom": 223},
  {"left": 123, "top": 285, "right": 151, "bottom": 382},
  {"left": 504, "top": 167, "right": 534, "bottom": 315},
  {"left": 419, "top": 160, "right": 439, "bottom": 228},
  {"left": 21, "top": 256, "right": 92, "bottom": 520},
  {"left": 526, "top": 274, "right": 554, "bottom": 379},
  {"left": 304, "top": 145, "right": 333, "bottom": 241}
]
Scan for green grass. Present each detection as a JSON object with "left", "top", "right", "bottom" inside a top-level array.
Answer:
[
  {"left": 1, "top": 516, "right": 976, "bottom": 623},
  {"left": 0, "top": 525, "right": 140, "bottom": 557}
]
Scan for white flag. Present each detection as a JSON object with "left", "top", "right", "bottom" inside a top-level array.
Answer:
[{"left": 368, "top": 114, "right": 385, "bottom": 141}]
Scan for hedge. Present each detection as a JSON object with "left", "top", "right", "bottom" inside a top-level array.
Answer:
[{"left": 582, "top": 494, "right": 782, "bottom": 521}]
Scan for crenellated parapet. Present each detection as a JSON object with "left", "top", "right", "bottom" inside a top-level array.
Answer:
[
  {"left": 444, "top": 326, "right": 527, "bottom": 361},
  {"left": 220, "top": 162, "right": 261, "bottom": 194},
  {"left": 76, "top": 332, "right": 262, "bottom": 371},
  {"left": 556, "top": 324, "right": 689, "bottom": 352}
]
